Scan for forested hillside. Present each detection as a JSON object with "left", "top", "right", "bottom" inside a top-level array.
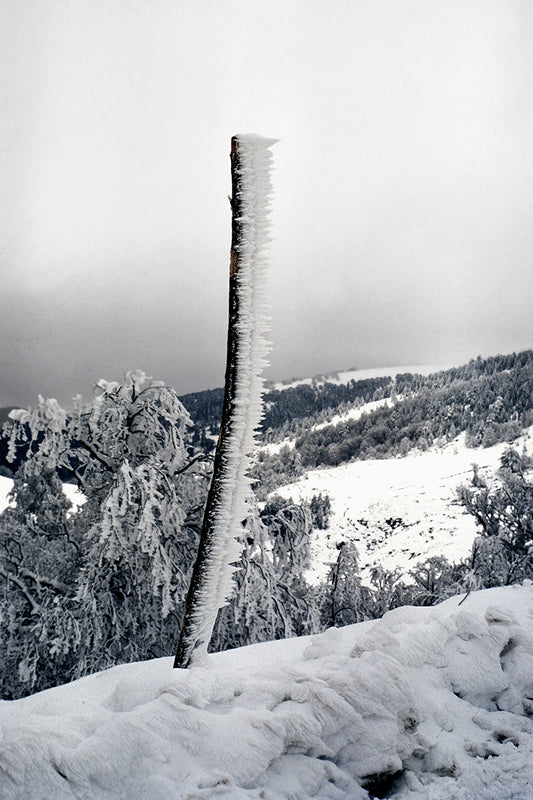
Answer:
[
  {"left": 248, "top": 351, "right": 532, "bottom": 494},
  {"left": 294, "top": 354, "right": 532, "bottom": 466},
  {"left": 2, "top": 352, "right": 530, "bottom": 476},
  {"left": 182, "top": 352, "right": 532, "bottom": 457}
]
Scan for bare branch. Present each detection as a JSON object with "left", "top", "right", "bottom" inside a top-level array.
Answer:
[{"left": 0, "top": 568, "right": 41, "bottom": 614}]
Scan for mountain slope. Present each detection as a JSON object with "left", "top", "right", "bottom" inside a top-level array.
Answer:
[
  {"left": 274, "top": 427, "right": 533, "bottom": 584},
  {"left": 183, "top": 351, "right": 533, "bottom": 458}
]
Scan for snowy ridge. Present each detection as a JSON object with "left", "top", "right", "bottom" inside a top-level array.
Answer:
[
  {"left": 176, "top": 135, "right": 276, "bottom": 665},
  {"left": 269, "top": 364, "right": 453, "bottom": 392},
  {"left": 2, "top": 584, "right": 533, "bottom": 799}
]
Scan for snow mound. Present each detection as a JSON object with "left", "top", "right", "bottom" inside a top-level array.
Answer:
[{"left": 1, "top": 584, "right": 532, "bottom": 799}]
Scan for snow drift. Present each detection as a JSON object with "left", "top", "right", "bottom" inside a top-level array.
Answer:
[
  {"left": 1, "top": 583, "right": 532, "bottom": 799},
  {"left": 176, "top": 134, "right": 276, "bottom": 666}
]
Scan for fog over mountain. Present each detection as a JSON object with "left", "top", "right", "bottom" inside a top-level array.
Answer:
[{"left": 2, "top": 0, "right": 532, "bottom": 408}]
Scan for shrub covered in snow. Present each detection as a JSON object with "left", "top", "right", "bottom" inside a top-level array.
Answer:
[
  {"left": 0, "top": 373, "right": 323, "bottom": 698},
  {"left": 457, "top": 447, "right": 533, "bottom": 588}
]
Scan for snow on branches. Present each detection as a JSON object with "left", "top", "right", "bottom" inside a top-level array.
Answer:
[{"left": 0, "top": 372, "right": 207, "bottom": 694}]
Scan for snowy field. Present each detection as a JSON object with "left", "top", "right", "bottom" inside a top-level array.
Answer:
[
  {"left": 1, "top": 583, "right": 532, "bottom": 799},
  {"left": 3, "top": 428, "right": 531, "bottom": 588},
  {"left": 275, "top": 428, "right": 533, "bottom": 584}
]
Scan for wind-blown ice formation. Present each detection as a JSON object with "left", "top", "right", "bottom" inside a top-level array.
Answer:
[{"left": 175, "top": 134, "right": 277, "bottom": 667}]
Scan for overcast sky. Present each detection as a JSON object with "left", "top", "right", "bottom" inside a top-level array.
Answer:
[{"left": 1, "top": 0, "right": 532, "bottom": 408}]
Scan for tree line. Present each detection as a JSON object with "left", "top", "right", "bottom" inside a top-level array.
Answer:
[
  {"left": 251, "top": 351, "right": 532, "bottom": 493},
  {"left": 180, "top": 351, "right": 531, "bottom": 449}
]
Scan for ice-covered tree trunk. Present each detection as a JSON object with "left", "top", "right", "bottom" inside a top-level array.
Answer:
[{"left": 174, "top": 134, "right": 276, "bottom": 668}]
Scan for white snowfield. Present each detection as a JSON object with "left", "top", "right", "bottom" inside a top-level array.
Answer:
[
  {"left": 3, "top": 428, "right": 530, "bottom": 589},
  {"left": 276, "top": 428, "right": 533, "bottom": 584},
  {"left": 0, "top": 583, "right": 532, "bottom": 799}
]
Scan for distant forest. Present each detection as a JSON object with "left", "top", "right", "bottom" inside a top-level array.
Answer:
[
  {"left": 178, "top": 351, "right": 532, "bottom": 497},
  {"left": 183, "top": 352, "right": 531, "bottom": 442}
]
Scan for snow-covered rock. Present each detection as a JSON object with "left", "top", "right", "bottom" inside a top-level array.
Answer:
[{"left": 0, "top": 584, "right": 532, "bottom": 799}]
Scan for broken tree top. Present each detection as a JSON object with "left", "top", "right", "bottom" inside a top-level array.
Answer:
[{"left": 230, "top": 134, "right": 278, "bottom": 273}]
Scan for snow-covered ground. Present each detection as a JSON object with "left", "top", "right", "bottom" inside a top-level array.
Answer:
[
  {"left": 1, "top": 583, "right": 532, "bottom": 799},
  {"left": 312, "top": 397, "right": 394, "bottom": 432},
  {"left": 0, "top": 476, "right": 14, "bottom": 513},
  {"left": 275, "top": 428, "right": 533, "bottom": 584}
]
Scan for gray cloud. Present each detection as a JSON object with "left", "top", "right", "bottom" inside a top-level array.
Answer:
[{"left": 1, "top": 0, "right": 532, "bottom": 408}]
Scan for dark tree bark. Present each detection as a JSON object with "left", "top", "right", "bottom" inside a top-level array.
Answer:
[{"left": 174, "top": 135, "right": 276, "bottom": 668}]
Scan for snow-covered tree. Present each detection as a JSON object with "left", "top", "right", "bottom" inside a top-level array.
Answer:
[
  {"left": 459, "top": 448, "right": 533, "bottom": 587},
  {"left": 211, "top": 498, "right": 321, "bottom": 651},
  {"left": 0, "top": 468, "right": 82, "bottom": 697},
  {"left": 324, "top": 542, "right": 373, "bottom": 627},
  {"left": 211, "top": 509, "right": 294, "bottom": 650},
  {"left": 1, "top": 371, "right": 208, "bottom": 695}
]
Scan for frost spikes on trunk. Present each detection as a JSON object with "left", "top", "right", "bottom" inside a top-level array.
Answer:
[{"left": 174, "top": 134, "right": 277, "bottom": 668}]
